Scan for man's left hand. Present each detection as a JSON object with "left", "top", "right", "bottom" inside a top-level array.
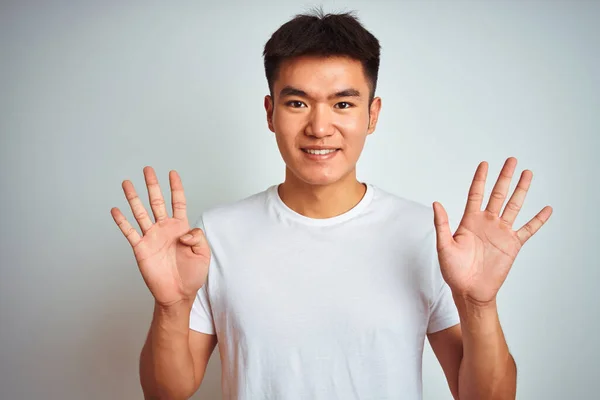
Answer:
[{"left": 432, "top": 157, "right": 553, "bottom": 306}]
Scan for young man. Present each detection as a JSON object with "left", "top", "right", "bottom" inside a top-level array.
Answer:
[{"left": 111, "top": 10, "right": 552, "bottom": 400}]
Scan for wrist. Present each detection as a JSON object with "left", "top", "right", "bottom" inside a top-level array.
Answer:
[
  {"left": 154, "top": 298, "right": 194, "bottom": 319},
  {"left": 453, "top": 292, "right": 497, "bottom": 312},
  {"left": 453, "top": 293, "right": 500, "bottom": 333}
]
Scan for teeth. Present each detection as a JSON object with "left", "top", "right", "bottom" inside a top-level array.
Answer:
[{"left": 304, "top": 149, "right": 337, "bottom": 155}]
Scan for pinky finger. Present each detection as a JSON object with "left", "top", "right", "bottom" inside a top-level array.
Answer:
[
  {"left": 111, "top": 207, "right": 143, "bottom": 248},
  {"left": 516, "top": 206, "right": 553, "bottom": 245}
]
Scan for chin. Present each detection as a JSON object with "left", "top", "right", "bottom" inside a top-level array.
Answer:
[
  {"left": 302, "top": 176, "right": 338, "bottom": 186},
  {"left": 290, "top": 167, "right": 352, "bottom": 187}
]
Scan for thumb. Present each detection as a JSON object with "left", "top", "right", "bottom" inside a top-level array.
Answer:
[
  {"left": 179, "top": 228, "right": 209, "bottom": 255},
  {"left": 432, "top": 202, "right": 454, "bottom": 251}
]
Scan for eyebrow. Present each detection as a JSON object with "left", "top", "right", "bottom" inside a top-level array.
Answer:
[{"left": 279, "top": 86, "right": 362, "bottom": 100}]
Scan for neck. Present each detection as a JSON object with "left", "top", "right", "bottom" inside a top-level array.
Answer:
[{"left": 278, "top": 169, "right": 367, "bottom": 219}]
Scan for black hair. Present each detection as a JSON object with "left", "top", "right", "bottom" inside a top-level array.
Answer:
[{"left": 263, "top": 8, "right": 381, "bottom": 104}]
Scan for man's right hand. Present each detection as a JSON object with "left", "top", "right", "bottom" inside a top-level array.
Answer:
[{"left": 111, "top": 166, "right": 211, "bottom": 308}]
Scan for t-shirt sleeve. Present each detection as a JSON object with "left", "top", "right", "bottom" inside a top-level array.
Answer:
[
  {"left": 425, "top": 230, "right": 460, "bottom": 334},
  {"left": 427, "top": 278, "right": 460, "bottom": 334},
  {"left": 188, "top": 215, "right": 216, "bottom": 335},
  {"left": 190, "top": 283, "right": 216, "bottom": 334}
]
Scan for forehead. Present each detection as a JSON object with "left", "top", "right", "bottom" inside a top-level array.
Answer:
[{"left": 275, "top": 55, "right": 369, "bottom": 95}]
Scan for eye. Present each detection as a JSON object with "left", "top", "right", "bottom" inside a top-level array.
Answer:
[
  {"left": 335, "top": 102, "right": 354, "bottom": 109},
  {"left": 286, "top": 100, "right": 306, "bottom": 108}
]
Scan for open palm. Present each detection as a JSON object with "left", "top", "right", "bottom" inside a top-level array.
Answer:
[
  {"left": 433, "top": 158, "right": 552, "bottom": 305},
  {"left": 111, "top": 167, "right": 211, "bottom": 307}
]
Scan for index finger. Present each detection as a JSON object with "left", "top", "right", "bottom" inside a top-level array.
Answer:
[
  {"left": 464, "top": 161, "right": 488, "bottom": 214},
  {"left": 144, "top": 166, "right": 168, "bottom": 222},
  {"left": 516, "top": 206, "right": 553, "bottom": 245},
  {"left": 169, "top": 170, "right": 187, "bottom": 221},
  {"left": 110, "top": 207, "right": 142, "bottom": 248}
]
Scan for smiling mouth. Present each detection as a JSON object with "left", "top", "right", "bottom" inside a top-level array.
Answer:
[{"left": 301, "top": 148, "right": 340, "bottom": 155}]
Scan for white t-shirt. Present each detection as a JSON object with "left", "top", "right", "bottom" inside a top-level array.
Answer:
[{"left": 190, "top": 183, "right": 459, "bottom": 399}]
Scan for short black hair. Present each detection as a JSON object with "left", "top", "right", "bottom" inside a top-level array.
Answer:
[{"left": 263, "top": 8, "right": 381, "bottom": 104}]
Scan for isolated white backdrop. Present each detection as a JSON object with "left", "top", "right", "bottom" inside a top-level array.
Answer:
[{"left": 1, "top": 1, "right": 598, "bottom": 399}]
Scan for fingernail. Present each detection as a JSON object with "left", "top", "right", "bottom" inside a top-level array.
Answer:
[{"left": 181, "top": 234, "right": 193, "bottom": 241}]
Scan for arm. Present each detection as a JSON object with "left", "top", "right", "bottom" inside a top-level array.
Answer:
[
  {"left": 430, "top": 157, "right": 552, "bottom": 400},
  {"left": 428, "top": 305, "right": 516, "bottom": 400},
  {"left": 110, "top": 167, "right": 217, "bottom": 399},
  {"left": 455, "top": 297, "right": 516, "bottom": 400},
  {"left": 140, "top": 300, "right": 218, "bottom": 400}
]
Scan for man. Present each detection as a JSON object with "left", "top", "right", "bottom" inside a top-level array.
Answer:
[{"left": 111, "top": 10, "right": 552, "bottom": 400}]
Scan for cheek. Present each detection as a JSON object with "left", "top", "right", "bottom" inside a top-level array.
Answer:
[
  {"left": 336, "top": 114, "right": 369, "bottom": 143},
  {"left": 338, "top": 107, "right": 369, "bottom": 127},
  {"left": 272, "top": 120, "right": 299, "bottom": 157},
  {"left": 273, "top": 113, "right": 304, "bottom": 146},
  {"left": 273, "top": 109, "right": 296, "bottom": 132}
]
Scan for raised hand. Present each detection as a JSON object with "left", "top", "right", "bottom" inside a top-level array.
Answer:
[
  {"left": 111, "top": 167, "right": 211, "bottom": 307},
  {"left": 432, "top": 157, "right": 552, "bottom": 305}
]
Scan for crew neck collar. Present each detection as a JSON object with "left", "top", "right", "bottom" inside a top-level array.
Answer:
[{"left": 268, "top": 183, "right": 374, "bottom": 227}]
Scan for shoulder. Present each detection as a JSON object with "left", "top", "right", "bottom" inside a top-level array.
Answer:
[
  {"left": 369, "top": 185, "right": 445, "bottom": 299},
  {"left": 369, "top": 184, "right": 435, "bottom": 237},
  {"left": 192, "top": 186, "right": 273, "bottom": 232}
]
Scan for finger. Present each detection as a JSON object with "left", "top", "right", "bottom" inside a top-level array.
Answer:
[
  {"left": 516, "top": 206, "right": 553, "bottom": 245},
  {"left": 144, "top": 166, "right": 168, "bottom": 222},
  {"left": 500, "top": 169, "right": 533, "bottom": 226},
  {"left": 111, "top": 207, "right": 143, "bottom": 247},
  {"left": 485, "top": 157, "right": 517, "bottom": 215},
  {"left": 433, "top": 202, "right": 454, "bottom": 251},
  {"left": 169, "top": 170, "right": 187, "bottom": 221},
  {"left": 122, "top": 180, "right": 153, "bottom": 233},
  {"left": 179, "top": 228, "right": 210, "bottom": 255},
  {"left": 464, "top": 161, "right": 488, "bottom": 214}
]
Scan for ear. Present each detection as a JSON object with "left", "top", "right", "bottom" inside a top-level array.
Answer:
[
  {"left": 367, "top": 97, "right": 382, "bottom": 135},
  {"left": 264, "top": 95, "right": 275, "bottom": 133}
]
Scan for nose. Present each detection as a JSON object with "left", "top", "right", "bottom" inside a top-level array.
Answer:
[{"left": 305, "top": 104, "right": 334, "bottom": 138}]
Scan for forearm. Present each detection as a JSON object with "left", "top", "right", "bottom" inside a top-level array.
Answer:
[
  {"left": 456, "top": 296, "right": 517, "bottom": 400},
  {"left": 140, "top": 300, "right": 197, "bottom": 400}
]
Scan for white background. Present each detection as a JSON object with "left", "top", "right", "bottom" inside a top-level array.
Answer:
[{"left": 1, "top": 0, "right": 598, "bottom": 399}]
